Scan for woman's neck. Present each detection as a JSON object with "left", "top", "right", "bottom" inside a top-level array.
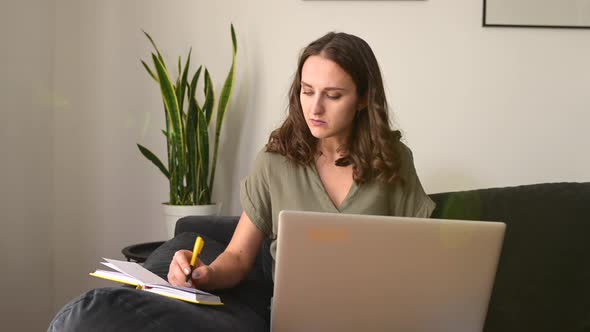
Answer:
[{"left": 317, "top": 137, "right": 348, "bottom": 162}]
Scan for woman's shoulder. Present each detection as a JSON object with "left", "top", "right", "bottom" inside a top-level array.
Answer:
[
  {"left": 388, "top": 140, "right": 420, "bottom": 184},
  {"left": 397, "top": 141, "right": 412, "bottom": 158},
  {"left": 250, "top": 147, "right": 292, "bottom": 173},
  {"left": 396, "top": 141, "right": 414, "bottom": 170},
  {"left": 255, "top": 146, "right": 289, "bottom": 163}
]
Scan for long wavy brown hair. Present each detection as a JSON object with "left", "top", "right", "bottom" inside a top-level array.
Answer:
[{"left": 266, "top": 32, "right": 404, "bottom": 185}]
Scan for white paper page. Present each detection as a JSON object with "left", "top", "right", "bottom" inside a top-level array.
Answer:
[
  {"left": 93, "top": 270, "right": 140, "bottom": 285},
  {"left": 103, "top": 258, "right": 167, "bottom": 285},
  {"left": 100, "top": 262, "right": 119, "bottom": 271},
  {"left": 148, "top": 283, "right": 215, "bottom": 296},
  {"left": 144, "top": 286, "right": 222, "bottom": 304}
]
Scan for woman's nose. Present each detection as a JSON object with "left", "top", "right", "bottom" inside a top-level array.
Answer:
[{"left": 311, "top": 96, "right": 324, "bottom": 115}]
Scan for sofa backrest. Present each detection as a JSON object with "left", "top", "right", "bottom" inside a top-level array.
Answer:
[
  {"left": 430, "top": 182, "right": 590, "bottom": 332},
  {"left": 175, "top": 182, "right": 590, "bottom": 331}
]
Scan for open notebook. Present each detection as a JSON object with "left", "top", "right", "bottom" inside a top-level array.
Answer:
[{"left": 90, "top": 258, "right": 223, "bottom": 306}]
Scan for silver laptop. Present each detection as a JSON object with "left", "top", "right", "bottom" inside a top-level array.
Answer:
[{"left": 271, "top": 210, "right": 505, "bottom": 332}]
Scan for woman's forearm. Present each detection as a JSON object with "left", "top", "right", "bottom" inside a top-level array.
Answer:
[{"left": 205, "top": 250, "right": 250, "bottom": 290}]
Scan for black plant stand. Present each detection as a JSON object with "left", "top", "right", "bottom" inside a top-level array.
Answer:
[{"left": 121, "top": 241, "right": 166, "bottom": 263}]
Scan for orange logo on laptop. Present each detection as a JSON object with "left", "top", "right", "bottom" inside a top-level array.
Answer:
[{"left": 306, "top": 227, "right": 350, "bottom": 242}]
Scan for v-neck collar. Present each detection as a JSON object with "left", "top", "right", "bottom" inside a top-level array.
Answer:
[{"left": 309, "top": 163, "right": 359, "bottom": 212}]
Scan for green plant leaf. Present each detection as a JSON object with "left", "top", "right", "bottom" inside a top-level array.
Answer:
[
  {"left": 209, "top": 23, "right": 237, "bottom": 193},
  {"left": 186, "top": 95, "right": 199, "bottom": 204},
  {"left": 142, "top": 30, "right": 166, "bottom": 69},
  {"left": 152, "top": 54, "right": 185, "bottom": 150},
  {"left": 189, "top": 65, "right": 202, "bottom": 107},
  {"left": 163, "top": 104, "right": 173, "bottom": 203},
  {"left": 196, "top": 105, "right": 210, "bottom": 204},
  {"left": 202, "top": 68, "right": 215, "bottom": 126},
  {"left": 137, "top": 144, "right": 170, "bottom": 179},
  {"left": 140, "top": 25, "right": 238, "bottom": 206},
  {"left": 197, "top": 188, "right": 209, "bottom": 204},
  {"left": 178, "top": 50, "right": 191, "bottom": 127},
  {"left": 175, "top": 57, "right": 182, "bottom": 111},
  {"left": 152, "top": 53, "right": 186, "bottom": 204},
  {"left": 177, "top": 56, "right": 182, "bottom": 78},
  {"left": 141, "top": 60, "right": 158, "bottom": 82},
  {"left": 230, "top": 23, "right": 237, "bottom": 54}
]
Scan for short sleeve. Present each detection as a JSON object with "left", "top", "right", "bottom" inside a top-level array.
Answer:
[
  {"left": 392, "top": 144, "right": 436, "bottom": 218},
  {"left": 240, "top": 149, "right": 273, "bottom": 237}
]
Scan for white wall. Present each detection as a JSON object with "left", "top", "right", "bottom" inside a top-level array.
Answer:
[
  {"left": 0, "top": 1, "right": 55, "bottom": 330},
  {"left": 50, "top": 0, "right": 589, "bottom": 315}
]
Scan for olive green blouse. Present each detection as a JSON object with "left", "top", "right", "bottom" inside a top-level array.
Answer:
[{"left": 240, "top": 143, "right": 436, "bottom": 280}]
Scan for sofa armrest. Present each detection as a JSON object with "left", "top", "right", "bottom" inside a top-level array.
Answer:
[{"left": 174, "top": 215, "right": 240, "bottom": 246}]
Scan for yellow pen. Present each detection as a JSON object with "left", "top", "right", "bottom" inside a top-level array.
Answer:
[{"left": 186, "top": 236, "right": 205, "bottom": 283}]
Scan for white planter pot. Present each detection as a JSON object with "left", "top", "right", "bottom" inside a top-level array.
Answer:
[{"left": 163, "top": 203, "right": 221, "bottom": 239}]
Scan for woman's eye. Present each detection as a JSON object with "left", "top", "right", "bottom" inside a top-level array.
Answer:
[
  {"left": 326, "top": 94, "right": 341, "bottom": 100},
  {"left": 302, "top": 90, "right": 313, "bottom": 96}
]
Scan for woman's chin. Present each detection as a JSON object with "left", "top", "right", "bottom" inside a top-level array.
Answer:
[{"left": 309, "top": 129, "right": 328, "bottom": 140}]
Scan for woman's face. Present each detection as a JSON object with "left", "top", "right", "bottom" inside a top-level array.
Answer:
[{"left": 300, "top": 55, "right": 362, "bottom": 143}]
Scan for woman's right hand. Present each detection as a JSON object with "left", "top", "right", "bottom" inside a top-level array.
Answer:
[
  {"left": 167, "top": 249, "right": 213, "bottom": 290},
  {"left": 166, "top": 212, "right": 266, "bottom": 291}
]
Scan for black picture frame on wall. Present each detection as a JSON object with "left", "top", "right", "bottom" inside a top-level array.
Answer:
[{"left": 483, "top": 0, "right": 590, "bottom": 29}]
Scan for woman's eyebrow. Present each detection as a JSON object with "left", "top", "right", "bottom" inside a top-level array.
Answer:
[{"left": 301, "top": 81, "right": 347, "bottom": 91}]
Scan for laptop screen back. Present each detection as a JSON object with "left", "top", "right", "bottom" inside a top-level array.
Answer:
[{"left": 271, "top": 210, "right": 505, "bottom": 332}]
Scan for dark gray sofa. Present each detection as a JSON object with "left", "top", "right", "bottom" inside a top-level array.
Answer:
[
  {"left": 49, "top": 182, "right": 590, "bottom": 331},
  {"left": 150, "top": 182, "right": 590, "bottom": 331}
]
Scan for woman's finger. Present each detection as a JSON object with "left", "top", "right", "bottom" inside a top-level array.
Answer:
[
  {"left": 167, "top": 250, "right": 192, "bottom": 286},
  {"left": 174, "top": 250, "right": 193, "bottom": 276},
  {"left": 191, "top": 261, "right": 213, "bottom": 290}
]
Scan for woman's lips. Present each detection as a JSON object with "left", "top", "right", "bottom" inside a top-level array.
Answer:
[{"left": 310, "top": 119, "right": 326, "bottom": 126}]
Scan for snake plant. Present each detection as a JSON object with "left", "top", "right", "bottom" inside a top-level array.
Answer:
[{"left": 137, "top": 24, "right": 237, "bottom": 205}]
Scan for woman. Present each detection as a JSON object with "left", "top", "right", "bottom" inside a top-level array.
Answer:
[
  {"left": 169, "top": 31, "right": 435, "bottom": 290},
  {"left": 49, "top": 31, "right": 434, "bottom": 332}
]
